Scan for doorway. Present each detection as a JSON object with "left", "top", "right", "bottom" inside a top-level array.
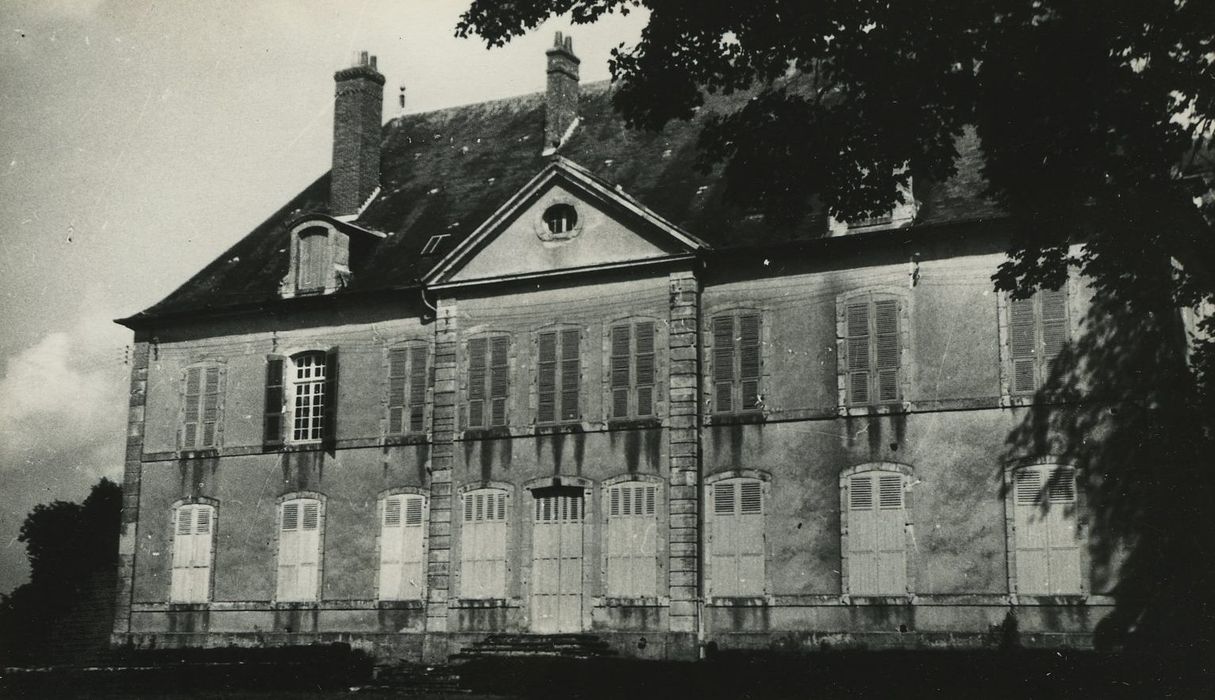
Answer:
[{"left": 530, "top": 487, "right": 584, "bottom": 633}]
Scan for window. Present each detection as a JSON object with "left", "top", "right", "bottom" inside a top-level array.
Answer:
[
  {"left": 609, "top": 321, "right": 657, "bottom": 419},
  {"left": 537, "top": 328, "right": 580, "bottom": 423},
  {"left": 181, "top": 364, "right": 223, "bottom": 450},
  {"left": 828, "top": 176, "right": 918, "bottom": 235},
  {"left": 841, "top": 294, "right": 904, "bottom": 406},
  {"left": 844, "top": 470, "right": 908, "bottom": 595},
  {"left": 709, "top": 477, "right": 765, "bottom": 597},
  {"left": 420, "top": 233, "right": 449, "bottom": 256},
  {"left": 264, "top": 351, "right": 338, "bottom": 448},
  {"left": 542, "top": 203, "right": 578, "bottom": 235},
  {"left": 1006, "top": 287, "right": 1069, "bottom": 394},
  {"left": 292, "top": 352, "right": 326, "bottom": 442},
  {"left": 605, "top": 481, "right": 658, "bottom": 597},
  {"left": 379, "top": 493, "right": 426, "bottom": 600},
  {"left": 388, "top": 345, "right": 428, "bottom": 434},
  {"left": 1012, "top": 465, "right": 1081, "bottom": 595},
  {"left": 170, "top": 503, "right": 215, "bottom": 603},
  {"left": 467, "top": 336, "right": 509, "bottom": 428},
  {"left": 296, "top": 227, "right": 330, "bottom": 292},
  {"left": 460, "top": 489, "right": 509, "bottom": 598},
  {"left": 711, "top": 312, "right": 762, "bottom": 413},
  {"left": 276, "top": 497, "right": 323, "bottom": 602}
]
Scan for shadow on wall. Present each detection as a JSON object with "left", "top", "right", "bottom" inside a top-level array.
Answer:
[{"left": 1002, "top": 283, "right": 1215, "bottom": 656}]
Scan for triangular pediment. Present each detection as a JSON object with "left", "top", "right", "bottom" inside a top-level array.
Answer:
[{"left": 426, "top": 158, "right": 706, "bottom": 288}]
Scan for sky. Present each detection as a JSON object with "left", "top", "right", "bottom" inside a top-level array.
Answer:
[{"left": 0, "top": 0, "right": 647, "bottom": 594}]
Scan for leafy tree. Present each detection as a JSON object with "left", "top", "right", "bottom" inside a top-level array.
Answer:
[
  {"left": 0, "top": 478, "right": 121, "bottom": 665},
  {"left": 457, "top": 0, "right": 1215, "bottom": 656}
]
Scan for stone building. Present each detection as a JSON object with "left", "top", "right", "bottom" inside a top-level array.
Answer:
[{"left": 113, "top": 35, "right": 1121, "bottom": 662}]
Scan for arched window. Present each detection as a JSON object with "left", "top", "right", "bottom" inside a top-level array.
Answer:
[
  {"left": 291, "top": 351, "right": 327, "bottom": 443},
  {"left": 605, "top": 480, "right": 659, "bottom": 597},
  {"left": 276, "top": 495, "right": 324, "bottom": 602},
  {"left": 378, "top": 492, "right": 427, "bottom": 600},
  {"left": 460, "top": 488, "right": 510, "bottom": 598},
  {"left": 1011, "top": 464, "right": 1081, "bottom": 595},
  {"left": 171, "top": 501, "right": 216, "bottom": 603},
  {"left": 842, "top": 466, "right": 911, "bottom": 595},
  {"left": 708, "top": 475, "right": 766, "bottom": 597},
  {"left": 296, "top": 226, "right": 329, "bottom": 292}
]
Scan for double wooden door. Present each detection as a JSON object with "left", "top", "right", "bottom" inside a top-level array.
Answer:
[{"left": 531, "top": 490, "right": 584, "bottom": 632}]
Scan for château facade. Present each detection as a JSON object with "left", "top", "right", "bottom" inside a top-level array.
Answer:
[{"left": 113, "top": 35, "right": 1120, "bottom": 662}]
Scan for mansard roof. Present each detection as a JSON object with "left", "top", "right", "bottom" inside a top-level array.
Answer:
[{"left": 124, "top": 81, "right": 1003, "bottom": 326}]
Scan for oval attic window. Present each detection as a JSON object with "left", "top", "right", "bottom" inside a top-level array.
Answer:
[{"left": 542, "top": 203, "right": 578, "bottom": 236}]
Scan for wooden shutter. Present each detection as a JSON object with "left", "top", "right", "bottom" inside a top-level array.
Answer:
[
  {"left": 387, "top": 349, "right": 408, "bottom": 434},
  {"left": 1015, "top": 466, "right": 1081, "bottom": 595},
  {"left": 846, "top": 303, "right": 871, "bottom": 404},
  {"left": 610, "top": 325, "right": 630, "bottom": 418},
  {"left": 461, "top": 491, "right": 508, "bottom": 598},
  {"left": 263, "top": 356, "right": 286, "bottom": 449},
  {"left": 172, "top": 505, "right": 214, "bottom": 603},
  {"left": 711, "top": 480, "right": 764, "bottom": 597},
  {"left": 468, "top": 338, "right": 487, "bottom": 428},
  {"left": 873, "top": 300, "right": 900, "bottom": 403},
  {"left": 847, "top": 475, "right": 878, "bottom": 593},
  {"left": 298, "top": 501, "right": 321, "bottom": 600},
  {"left": 739, "top": 314, "right": 761, "bottom": 410},
  {"left": 606, "top": 483, "right": 658, "bottom": 597},
  {"left": 409, "top": 346, "right": 427, "bottom": 432},
  {"left": 182, "top": 367, "right": 202, "bottom": 448},
  {"left": 297, "top": 231, "right": 327, "bottom": 291},
  {"left": 276, "top": 501, "right": 300, "bottom": 599},
  {"left": 635, "top": 322, "right": 656, "bottom": 416},
  {"left": 847, "top": 472, "right": 907, "bottom": 595},
  {"left": 712, "top": 316, "right": 735, "bottom": 412},
  {"left": 1044, "top": 467, "right": 1080, "bottom": 594},
  {"left": 1039, "top": 288, "right": 1068, "bottom": 382},
  {"left": 1009, "top": 296, "right": 1037, "bottom": 393},
  {"left": 201, "top": 367, "right": 221, "bottom": 447},
  {"left": 559, "top": 329, "right": 580, "bottom": 421},
  {"left": 876, "top": 475, "right": 907, "bottom": 593},
  {"left": 1013, "top": 468, "right": 1049, "bottom": 593},
  {"left": 489, "top": 337, "right": 509, "bottom": 427},
  {"left": 537, "top": 332, "right": 557, "bottom": 423},
  {"left": 380, "top": 495, "right": 426, "bottom": 600},
  {"left": 322, "top": 348, "right": 339, "bottom": 448}
]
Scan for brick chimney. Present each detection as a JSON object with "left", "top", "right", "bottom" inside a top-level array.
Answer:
[
  {"left": 544, "top": 32, "right": 580, "bottom": 153},
  {"left": 331, "top": 51, "right": 385, "bottom": 216}
]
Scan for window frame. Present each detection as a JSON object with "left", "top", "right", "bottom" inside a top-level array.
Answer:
[
  {"left": 706, "top": 308, "right": 767, "bottom": 416},
  {"left": 274, "top": 492, "right": 326, "bottom": 603},
  {"left": 463, "top": 332, "right": 513, "bottom": 431},
  {"left": 838, "top": 463, "right": 916, "bottom": 599},
  {"left": 456, "top": 484, "right": 513, "bottom": 600},
  {"left": 376, "top": 487, "right": 429, "bottom": 602},
  {"left": 704, "top": 471, "right": 770, "bottom": 601},
  {"left": 1004, "top": 461, "right": 1087, "bottom": 599},
  {"left": 533, "top": 324, "right": 583, "bottom": 426},
  {"left": 836, "top": 288, "right": 912, "bottom": 412},
  {"left": 169, "top": 498, "right": 218, "bottom": 604},
  {"left": 288, "top": 351, "right": 328, "bottom": 445},
  {"left": 997, "top": 282, "right": 1074, "bottom": 402},
  {"left": 178, "top": 360, "right": 226, "bottom": 452},
  {"left": 601, "top": 474, "right": 665, "bottom": 600},
  {"left": 385, "top": 340, "right": 430, "bottom": 438}
]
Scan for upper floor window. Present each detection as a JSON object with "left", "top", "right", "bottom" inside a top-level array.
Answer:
[
  {"left": 467, "top": 336, "right": 510, "bottom": 429},
  {"left": 388, "top": 345, "right": 428, "bottom": 435},
  {"left": 276, "top": 496, "right": 324, "bottom": 602},
  {"left": 827, "top": 175, "right": 918, "bottom": 235},
  {"left": 378, "top": 492, "right": 427, "bottom": 601},
  {"left": 1005, "top": 287, "right": 1069, "bottom": 395},
  {"left": 840, "top": 292, "right": 907, "bottom": 406},
  {"left": 460, "top": 488, "right": 510, "bottom": 599},
  {"left": 263, "top": 350, "right": 338, "bottom": 449},
  {"left": 605, "top": 481, "right": 659, "bottom": 597},
  {"left": 180, "top": 364, "right": 224, "bottom": 450},
  {"left": 296, "top": 227, "right": 330, "bottom": 292},
  {"left": 542, "top": 203, "right": 578, "bottom": 236},
  {"left": 537, "top": 328, "right": 580, "bottom": 424},
  {"left": 711, "top": 312, "right": 762, "bottom": 414},
  {"left": 843, "top": 467, "right": 910, "bottom": 595},
  {"left": 1011, "top": 464, "right": 1082, "bottom": 595},
  {"left": 609, "top": 321, "right": 657, "bottom": 420},
  {"left": 708, "top": 476, "right": 766, "bottom": 597},
  {"left": 170, "top": 502, "right": 215, "bottom": 603}
]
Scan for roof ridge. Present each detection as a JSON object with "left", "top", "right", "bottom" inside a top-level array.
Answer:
[{"left": 387, "top": 79, "right": 613, "bottom": 125}]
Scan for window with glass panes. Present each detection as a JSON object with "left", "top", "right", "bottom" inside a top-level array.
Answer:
[{"left": 292, "top": 353, "right": 326, "bottom": 442}]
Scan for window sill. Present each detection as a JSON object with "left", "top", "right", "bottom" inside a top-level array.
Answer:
[
  {"left": 166, "top": 602, "right": 210, "bottom": 611},
  {"left": 606, "top": 417, "right": 662, "bottom": 430},
  {"left": 178, "top": 448, "right": 220, "bottom": 459},
  {"left": 278, "top": 442, "right": 325, "bottom": 453},
  {"left": 843, "top": 594, "right": 914, "bottom": 606},
  {"left": 838, "top": 402, "right": 911, "bottom": 417},
  {"left": 448, "top": 598, "right": 520, "bottom": 609},
  {"left": 376, "top": 599, "right": 426, "bottom": 609},
  {"left": 707, "top": 411, "right": 766, "bottom": 426},
  {"left": 1000, "top": 394, "right": 1037, "bottom": 408},
  {"left": 1011, "top": 594, "right": 1089, "bottom": 606},
  {"left": 271, "top": 600, "right": 321, "bottom": 609},
  {"left": 596, "top": 596, "right": 669, "bottom": 608},
  {"left": 383, "top": 433, "right": 430, "bottom": 447},
  {"left": 707, "top": 596, "right": 770, "bottom": 607},
  {"left": 534, "top": 422, "right": 586, "bottom": 436},
  {"left": 462, "top": 426, "right": 514, "bottom": 440}
]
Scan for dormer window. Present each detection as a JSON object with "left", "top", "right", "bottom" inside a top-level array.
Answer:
[
  {"left": 296, "top": 227, "right": 330, "bottom": 292},
  {"left": 542, "top": 204, "right": 578, "bottom": 236},
  {"left": 829, "top": 175, "right": 919, "bottom": 236},
  {"left": 281, "top": 220, "right": 354, "bottom": 298}
]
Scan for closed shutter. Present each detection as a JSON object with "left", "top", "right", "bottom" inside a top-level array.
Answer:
[
  {"left": 635, "top": 322, "right": 656, "bottom": 416},
  {"left": 739, "top": 314, "right": 761, "bottom": 410},
  {"left": 610, "top": 325, "right": 630, "bottom": 418},
  {"left": 1045, "top": 467, "right": 1080, "bottom": 593},
  {"left": 276, "top": 501, "right": 300, "bottom": 600},
  {"left": 1009, "top": 297, "right": 1037, "bottom": 393},
  {"left": 710, "top": 480, "right": 764, "bottom": 597},
  {"left": 606, "top": 483, "right": 658, "bottom": 597},
  {"left": 380, "top": 495, "right": 426, "bottom": 600},
  {"left": 278, "top": 499, "right": 321, "bottom": 601},
  {"left": 409, "top": 347, "right": 427, "bottom": 432},
  {"left": 461, "top": 491, "right": 508, "bottom": 598},
  {"left": 874, "top": 301, "right": 900, "bottom": 403},
  {"left": 1013, "top": 468, "right": 1049, "bottom": 593},
  {"left": 182, "top": 367, "right": 202, "bottom": 449},
  {"left": 1039, "top": 289, "right": 1068, "bottom": 382},
  {"left": 322, "top": 348, "right": 339, "bottom": 447},
  {"left": 1015, "top": 466, "right": 1080, "bottom": 594},
  {"left": 387, "top": 349, "right": 408, "bottom": 434},
  {"left": 560, "top": 329, "right": 580, "bottom": 421},
  {"left": 298, "top": 501, "right": 321, "bottom": 600},
  {"left": 171, "top": 505, "right": 214, "bottom": 602},
  {"left": 263, "top": 356, "right": 286, "bottom": 449},
  {"left": 537, "top": 332, "right": 557, "bottom": 423},
  {"left": 489, "top": 337, "right": 509, "bottom": 426},
  {"left": 846, "top": 303, "right": 871, "bottom": 405},
  {"left": 298, "top": 231, "right": 327, "bottom": 291},
  {"left": 201, "top": 367, "right": 221, "bottom": 447},
  {"left": 713, "top": 316, "right": 735, "bottom": 412},
  {"left": 847, "top": 472, "right": 908, "bottom": 595},
  {"left": 468, "top": 338, "right": 487, "bottom": 428}
]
